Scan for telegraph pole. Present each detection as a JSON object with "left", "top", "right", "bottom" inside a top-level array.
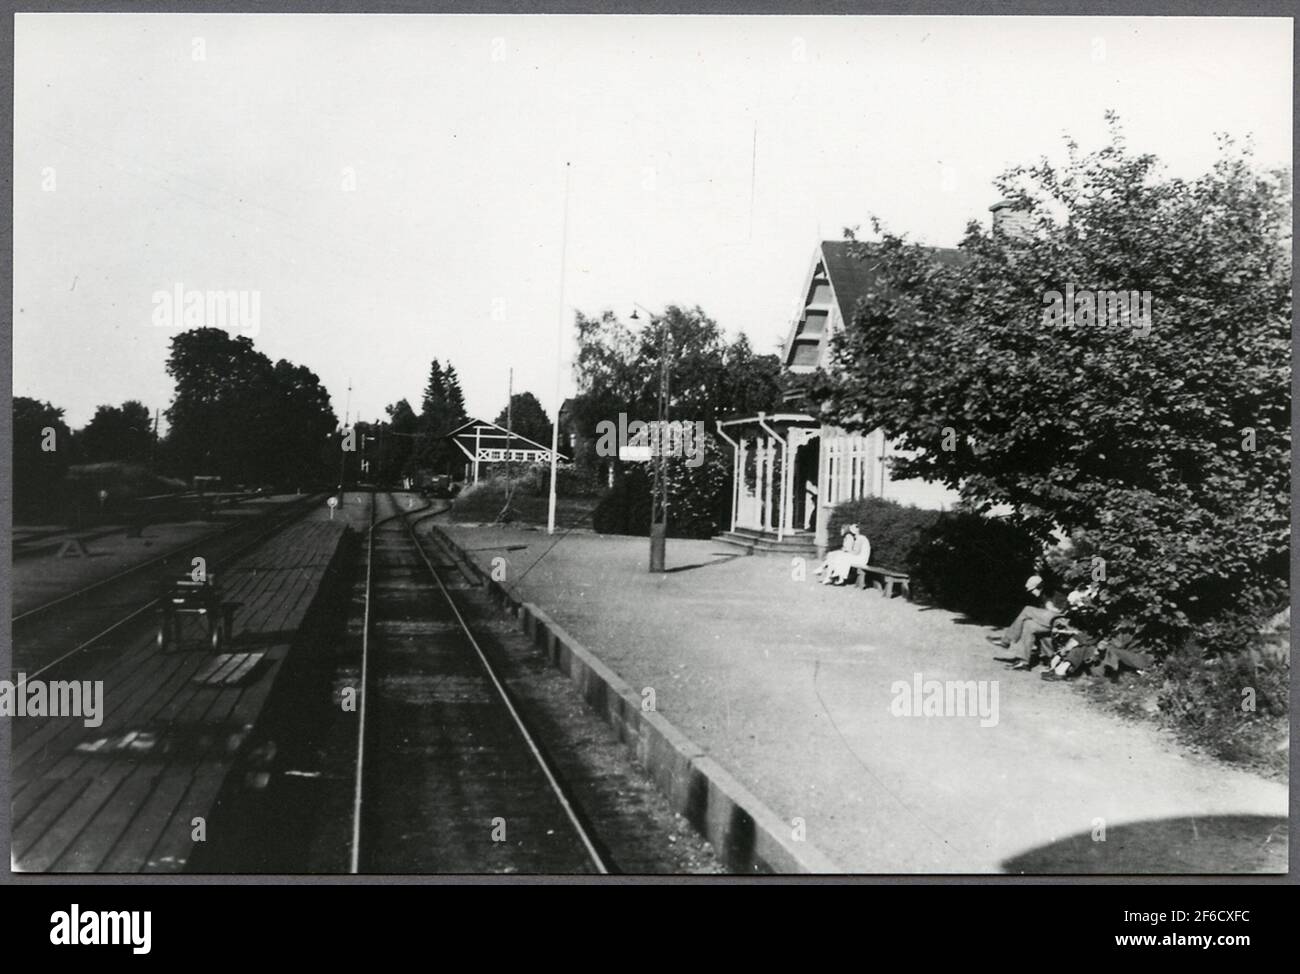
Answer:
[{"left": 649, "top": 316, "right": 671, "bottom": 573}]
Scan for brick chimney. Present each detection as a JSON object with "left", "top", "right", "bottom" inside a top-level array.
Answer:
[{"left": 989, "top": 199, "right": 1032, "bottom": 239}]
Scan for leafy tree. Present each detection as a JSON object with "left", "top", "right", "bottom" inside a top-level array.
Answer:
[
  {"left": 568, "top": 310, "right": 648, "bottom": 458},
  {"left": 592, "top": 436, "right": 732, "bottom": 539},
  {"left": 570, "top": 304, "right": 783, "bottom": 534},
  {"left": 380, "top": 398, "right": 419, "bottom": 483},
  {"left": 495, "top": 391, "right": 553, "bottom": 447},
  {"left": 164, "top": 329, "right": 269, "bottom": 481},
  {"left": 265, "top": 360, "right": 338, "bottom": 486},
  {"left": 569, "top": 305, "right": 783, "bottom": 446},
  {"left": 718, "top": 333, "right": 784, "bottom": 419},
  {"left": 12, "top": 396, "right": 71, "bottom": 519},
  {"left": 77, "top": 400, "right": 154, "bottom": 464},
  {"left": 808, "top": 116, "right": 1290, "bottom": 654},
  {"left": 164, "top": 328, "right": 337, "bottom": 485}
]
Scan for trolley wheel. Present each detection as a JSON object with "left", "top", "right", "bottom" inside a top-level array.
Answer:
[
  {"left": 222, "top": 605, "right": 237, "bottom": 646},
  {"left": 157, "top": 616, "right": 174, "bottom": 652}
]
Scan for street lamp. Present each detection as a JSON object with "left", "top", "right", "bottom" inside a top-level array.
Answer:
[{"left": 631, "top": 303, "right": 671, "bottom": 573}]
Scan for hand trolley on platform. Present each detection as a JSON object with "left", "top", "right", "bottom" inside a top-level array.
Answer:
[{"left": 156, "top": 576, "right": 238, "bottom": 652}]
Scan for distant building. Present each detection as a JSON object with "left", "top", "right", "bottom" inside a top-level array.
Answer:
[
  {"left": 716, "top": 239, "right": 964, "bottom": 557},
  {"left": 557, "top": 396, "right": 616, "bottom": 487},
  {"left": 556, "top": 398, "right": 581, "bottom": 457},
  {"left": 445, "top": 418, "right": 568, "bottom": 484}
]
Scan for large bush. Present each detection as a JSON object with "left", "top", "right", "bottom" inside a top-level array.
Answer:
[
  {"left": 514, "top": 462, "right": 604, "bottom": 498},
  {"left": 593, "top": 436, "right": 731, "bottom": 539},
  {"left": 826, "top": 497, "right": 941, "bottom": 571},
  {"left": 809, "top": 119, "right": 1290, "bottom": 654},
  {"left": 592, "top": 468, "right": 649, "bottom": 535},
  {"left": 907, "top": 511, "right": 1041, "bottom": 622},
  {"left": 450, "top": 477, "right": 514, "bottom": 522},
  {"left": 825, "top": 497, "right": 1039, "bottom": 621}
]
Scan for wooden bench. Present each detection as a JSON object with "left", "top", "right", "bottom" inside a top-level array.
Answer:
[{"left": 854, "top": 564, "right": 912, "bottom": 600}]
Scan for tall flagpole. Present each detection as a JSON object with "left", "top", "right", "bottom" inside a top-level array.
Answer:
[
  {"left": 548, "top": 161, "right": 572, "bottom": 536},
  {"left": 338, "top": 378, "right": 352, "bottom": 494},
  {"left": 505, "top": 367, "right": 513, "bottom": 497}
]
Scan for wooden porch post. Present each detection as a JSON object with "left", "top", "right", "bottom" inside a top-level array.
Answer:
[
  {"left": 715, "top": 421, "right": 743, "bottom": 534},
  {"left": 738, "top": 437, "right": 749, "bottom": 528},
  {"left": 815, "top": 427, "right": 831, "bottom": 558}
]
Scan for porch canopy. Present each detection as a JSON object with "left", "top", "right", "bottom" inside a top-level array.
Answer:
[
  {"left": 716, "top": 412, "right": 890, "bottom": 554},
  {"left": 715, "top": 412, "right": 818, "bottom": 543}
]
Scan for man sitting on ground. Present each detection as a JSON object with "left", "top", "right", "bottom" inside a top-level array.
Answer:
[
  {"left": 1038, "top": 619, "right": 1153, "bottom": 681},
  {"left": 1038, "top": 617, "right": 1098, "bottom": 680}
]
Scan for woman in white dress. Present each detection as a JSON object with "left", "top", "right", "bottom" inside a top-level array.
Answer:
[{"left": 815, "top": 524, "right": 872, "bottom": 585}]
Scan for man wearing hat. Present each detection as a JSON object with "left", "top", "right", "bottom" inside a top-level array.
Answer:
[{"left": 987, "top": 574, "right": 1066, "bottom": 669}]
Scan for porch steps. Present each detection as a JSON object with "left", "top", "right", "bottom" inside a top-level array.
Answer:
[{"left": 712, "top": 528, "right": 818, "bottom": 557}]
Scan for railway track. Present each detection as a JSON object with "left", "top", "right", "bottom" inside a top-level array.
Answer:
[
  {"left": 13, "top": 524, "right": 124, "bottom": 560},
  {"left": 348, "top": 492, "right": 611, "bottom": 874},
  {"left": 10, "top": 492, "right": 327, "bottom": 677},
  {"left": 11, "top": 491, "right": 264, "bottom": 561},
  {"left": 10, "top": 487, "right": 718, "bottom": 873}
]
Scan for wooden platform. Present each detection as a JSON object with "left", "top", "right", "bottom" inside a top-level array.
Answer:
[{"left": 10, "top": 519, "right": 348, "bottom": 873}]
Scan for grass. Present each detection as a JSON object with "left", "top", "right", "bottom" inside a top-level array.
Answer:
[
  {"left": 1074, "top": 650, "right": 1289, "bottom": 781},
  {"left": 449, "top": 479, "right": 601, "bottom": 530}
]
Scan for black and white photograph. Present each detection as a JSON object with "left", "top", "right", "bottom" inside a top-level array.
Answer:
[{"left": 4, "top": 4, "right": 1292, "bottom": 895}]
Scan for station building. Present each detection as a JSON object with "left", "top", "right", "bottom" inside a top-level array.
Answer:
[{"left": 715, "top": 239, "right": 965, "bottom": 558}]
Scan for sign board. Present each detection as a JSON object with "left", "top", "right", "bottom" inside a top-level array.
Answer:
[{"left": 473, "top": 448, "right": 552, "bottom": 463}]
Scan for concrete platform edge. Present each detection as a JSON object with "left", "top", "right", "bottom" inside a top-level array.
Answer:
[{"left": 431, "top": 523, "right": 844, "bottom": 875}]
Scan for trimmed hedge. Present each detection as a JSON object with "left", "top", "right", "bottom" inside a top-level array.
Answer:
[
  {"left": 907, "top": 511, "right": 1041, "bottom": 622},
  {"left": 828, "top": 497, "right": 1039, "bottom": 623},
  {"left": 826, "top": 497, "right": 941, "bottom": 572}
]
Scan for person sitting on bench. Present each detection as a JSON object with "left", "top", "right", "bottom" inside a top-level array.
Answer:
[{"left": 814, "top": 524, "right": 872, "bottom": 586}]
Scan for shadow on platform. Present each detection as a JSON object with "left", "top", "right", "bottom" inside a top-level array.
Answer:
[
  {"left": 665, "top": 552, "right": 744, "bottom": 574},
  {"left": 1001, "top": 814, "right": 1287, "bottom": 874}
]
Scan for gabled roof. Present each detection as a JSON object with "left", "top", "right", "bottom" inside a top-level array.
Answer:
[
  {"left": 820, "top": 239, "right": 966, "bottom": 324},
  {"left": 444, "top": 417, "right": 567, "bottom": 459},
  {"left": 782, "top": 239, "right": 967, "bottom": 371}
]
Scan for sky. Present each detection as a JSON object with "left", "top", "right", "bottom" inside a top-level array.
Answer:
[{"left": 12, "top": 13, "right": 1293, "bottom": 431}]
